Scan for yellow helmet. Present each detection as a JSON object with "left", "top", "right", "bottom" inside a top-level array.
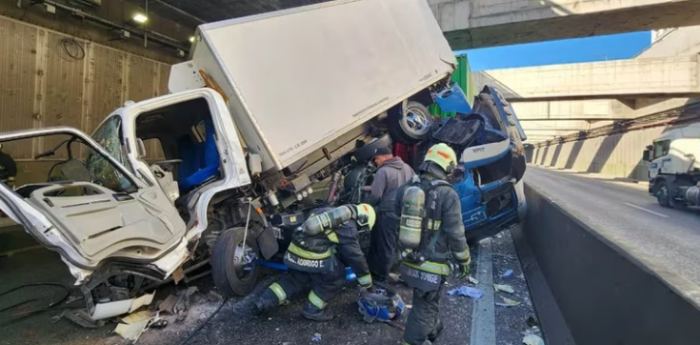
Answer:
[
  {"left": 424, "top": 143, "right": 457, "bottom": 174},
  {"left": 355, "top": 203, "right": 376, "bottom": 230}
]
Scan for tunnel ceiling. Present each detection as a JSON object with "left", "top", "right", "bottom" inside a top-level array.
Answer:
[{"left": 132, "top": 0, "right": 334, "bottom": 24}]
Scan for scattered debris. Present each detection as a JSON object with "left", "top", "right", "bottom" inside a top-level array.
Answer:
[
  {"left": 495, "top": 297, "right": 520, "bottom": 308},
  {"left": 405, "top": 304, "right": 412, "bottom": 309},
  {"left": 312, "top": 333, "right": 322, "bottom": 342},
  {"left": 114, "top": 310, "right": 158, "bottom": 343},
  {"left": 206, "top": 291, "right": 224, "bottom": 302},
  {"left": 493, "top": 284, "right": 515, "bottom": 294},
  {"left": 468, "top": 276, "right": 479, "bottom": 285},
  {"left": 447, "top": 286, "right": 484, "bottom": 299},
  {"left": 91, "top": 292, "right": 155, "bottom": 320},
  {"left": 122, "top": 310, "right": 157, "bottom": 324},
  {"left": 158, "top": 295, "right": 179, "bottom": 314},
  {"left": 523, "top": 334, "right": 545, "bottom": 345},
  {"left": 502, "top": 269, "right": 514, "bottom": 278},
  {"left": 526, "top": 316, "right": 539, "bottom": 328},
  {"left": 150, "top": 318, "right": 169, "bottom": 329}
]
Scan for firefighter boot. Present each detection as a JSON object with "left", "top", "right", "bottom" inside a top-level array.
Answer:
[{"left": 301, "top": 302, "right": 334, "bottom": 322}]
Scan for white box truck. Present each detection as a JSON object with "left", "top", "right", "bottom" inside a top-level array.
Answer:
[{"left": 0, "top": 0, "right": 463, "bottom": 320}]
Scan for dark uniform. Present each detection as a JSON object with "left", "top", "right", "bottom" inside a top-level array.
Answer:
[
  {"left": 367, "top": 156, "right": 414, "bottom": 281},
  {"left": 395, "top": 161, "right": 471, "bottom": 345},
  {"left": 255, "top": 206, "right": 373, "bottom": 321}
]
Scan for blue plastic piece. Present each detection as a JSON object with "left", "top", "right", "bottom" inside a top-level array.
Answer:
[{"left": 434, "top": 82, "right": 472, "bottom": 114}]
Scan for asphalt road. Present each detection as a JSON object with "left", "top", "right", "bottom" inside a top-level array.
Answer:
[
  {"left": 525, "top": 166, "right": 700, "bottom": 286},
  {"left": 1, "top": 230, "right": 539, "bottom": 345}
]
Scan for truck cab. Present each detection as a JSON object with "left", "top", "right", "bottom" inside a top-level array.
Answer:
[
  {"left": 432, "top": 85, "right": 527, "bottom": 240},
  {"left": 644, "top": 123, "right": 700, "bottom": 208}
]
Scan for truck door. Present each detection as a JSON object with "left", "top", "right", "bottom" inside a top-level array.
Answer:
[
  {"left": 649, "top": 139, "right": 670, "bottom": 179},
  {"left": 0, "top": 128, "right": 187, "bottom": 271}
]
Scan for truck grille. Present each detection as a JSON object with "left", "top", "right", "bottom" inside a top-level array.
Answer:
[{"left": 481, "top": 181, "right": 513, "bottom": 203}]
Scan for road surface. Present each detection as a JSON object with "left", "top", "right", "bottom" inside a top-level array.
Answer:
[{"left": 526, "top": 166, "right": 700, "bottom": 286}]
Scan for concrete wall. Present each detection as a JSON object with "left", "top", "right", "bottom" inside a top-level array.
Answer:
[
  {"left": 530, "top": 125, "right": 670, "bottom": 180},
  {"left": 517, "top": 184, "right": 700, "bottom": 344},
  {"left": 0, "top": 15, "right": 170, "bottom": 184}
]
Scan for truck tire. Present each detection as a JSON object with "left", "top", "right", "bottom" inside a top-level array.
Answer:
[
  {"left": 211, "top": 227, "right": 259, "bottom": 297},
  {"left": 388, "top": 101, "right": 433, "bottom": 144},
  {"left": 655, "top": 180, "right": 671, "bottom": 208},
  {"left": 353, "top": 134, "right": 392, "bottom": 163}
]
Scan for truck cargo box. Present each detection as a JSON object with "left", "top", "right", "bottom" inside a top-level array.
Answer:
[{"left": 183, "top": 0, "right": 456, "bottom": 171}]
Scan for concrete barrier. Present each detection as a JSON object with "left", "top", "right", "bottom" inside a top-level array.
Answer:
[{"left": 515, "top": 183, "right": 700, "bottom": 345}]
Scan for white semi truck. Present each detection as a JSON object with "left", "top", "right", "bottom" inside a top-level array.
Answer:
[
  {"left": 644, "top": 123, "right": 700, "bottom": 208},
  {"left": 0, "top": 0, "right": 526, "bottom": 325}
]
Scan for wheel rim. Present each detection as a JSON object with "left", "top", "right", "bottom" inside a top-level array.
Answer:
[
  {"left": 657, "top": 186, "right": 669, "bottom": 204},
  {"left": 400, "top": 107, "right": 431, "bottom": 137},
  {"left": 233, "top": 242, "right": 257, "bottom": 281}
]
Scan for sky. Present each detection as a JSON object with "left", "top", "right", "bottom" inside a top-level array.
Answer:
[{"left": 461, "top": 31, "right": 652, "bottom": 71}]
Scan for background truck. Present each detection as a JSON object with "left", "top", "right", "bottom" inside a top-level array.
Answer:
[
  {"left": 0, "top": 0, "right": 526, "bottom": 323},
  {"left": 644, "top": 123, "right": 700, "bottom": 208}
]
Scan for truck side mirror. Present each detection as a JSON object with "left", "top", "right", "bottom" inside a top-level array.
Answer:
[
  {"left": 136, "top": 138, "right": 147, "bottom": 159},
  {"left": 643, "top": 150, "right": 651, "bottom": 162}
]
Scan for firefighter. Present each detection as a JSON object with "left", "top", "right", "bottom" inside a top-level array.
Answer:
[
  {"left": 254, "top": 204, "right": 376, "bottom": 321},
  {"left": 395, "top": 143, "right": 471, "bottom": 345}
]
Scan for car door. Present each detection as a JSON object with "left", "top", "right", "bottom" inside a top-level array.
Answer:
[{"left": 0, "top": 127, "right": 186, "bottom": 272}]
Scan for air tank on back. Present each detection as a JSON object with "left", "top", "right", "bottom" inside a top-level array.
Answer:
[
  {"left": 302, "top": 205, "right": 355, "bottom": 236},
  {"left": 399, "top": 186, "right": 425, "bottom": 249}
]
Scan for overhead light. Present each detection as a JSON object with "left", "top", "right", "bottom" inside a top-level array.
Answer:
[
  {"left": 45, "top": 4, "right": 56, "bottom": 14},
  {"left": 133, "top": 13, "right": 148, "bottom": 24},
  {"left": 189, "top": 36, "right": 195, "bottom": 43}
]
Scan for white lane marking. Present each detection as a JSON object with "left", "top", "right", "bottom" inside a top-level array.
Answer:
[
  {"left": 622, "top": 202, "right": 669, "bottom": 218},
  {"left": 556, "top": 179, "right": 570, "bottom": 185},
  {"left": 470, "top": 238, "right": 496, "bottom": 345}
]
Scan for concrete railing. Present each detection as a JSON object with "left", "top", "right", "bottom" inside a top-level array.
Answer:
[{"left": 515, "top": 184, "right": 700, "bottom": 344}]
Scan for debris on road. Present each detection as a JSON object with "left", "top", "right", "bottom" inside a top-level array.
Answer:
[
  {"left": 312, "top": 333, "right": 322, "bottom": 342},
  {"left": 114, "top": 311, "right": 158, "bottom": 342},
  {"left": 523, "top": 334, "right": 545, "bottom": 345},
  {"left": 502, "top": 269, "right": 514, "bottom": 278},
  {"left": 468, "top": 276, "right": 479, "bottom": 285},
  {"left": 495, "top": 297, "right": 521, "bottom": 308},
  {"left": 447, "top": 286, "right": 484, "bottom": 299},
  {"left": 493, "top": 284, "right": 515, "bottom": 294}
]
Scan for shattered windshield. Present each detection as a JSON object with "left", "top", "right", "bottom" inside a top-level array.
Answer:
[
  {"left": 0, "top": 133, "right": 137, "bottom": 194},
  {"left": 88, "top": 117, "right": 136, "bottom": 192}
]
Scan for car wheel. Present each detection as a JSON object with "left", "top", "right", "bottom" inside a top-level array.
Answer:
[
  {"left": 388, "top": 101, "right": 433, "bottom": 144},
  {"left": 655, "top": 181, "right": 671, "bottom": 208},
  {"left": 353, "top": 134, "right": 392, "bottom": 163},
  {"left": 211, "top": 227, "right": 260, "bottom": 297}
]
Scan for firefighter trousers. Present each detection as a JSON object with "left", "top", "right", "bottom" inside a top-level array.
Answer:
[
  {"left": 260, "top": 261, "right": 346, "bottom": 310},
  {"left": 402, "top": 281, "right": 445, "bottom": 345}
]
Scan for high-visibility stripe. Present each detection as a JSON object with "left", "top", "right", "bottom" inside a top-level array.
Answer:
[
  {"left": 454, "top": 248, "right": 471, "bottom": 261},
  {"left": 308, "top": 290, "right": 327, "bottom": 309},
  {"left": 427, "top": 219, "right": 441, "bottom": 230},
  {"left": 288, "top": 243, "right": 332, "bottom": 259},
  {"left": 436, "top": 150, "right": 451, "bottom": 159},
  {"left": 404, "top": 261, "right": 451, "bottom": 276},
  {"left": 327, "top": 232, "right": 339, "bottom": 243},
  {"left": 357, "top": 274, "right": 372, "bottom": 286},
  {"left": 269, "top": 283, "right": 287, "bottom": 303}
]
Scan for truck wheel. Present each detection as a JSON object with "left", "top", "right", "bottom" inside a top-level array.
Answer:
[
  {"left": 353, "top": 134, "right": 392, "bottom": 163},
  {"left": 211, "top": 227, "right": 259, "bottom": 297},
  {"left": 389, "top": 101, "right": 433, "bottom": 144},
  {"left": 655, "top": 181, "right": 671, "bottom": 208}
]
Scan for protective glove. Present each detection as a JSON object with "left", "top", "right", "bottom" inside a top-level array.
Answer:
[{"left": 457, "top": 263, "right": 470, "bottom": 280}]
